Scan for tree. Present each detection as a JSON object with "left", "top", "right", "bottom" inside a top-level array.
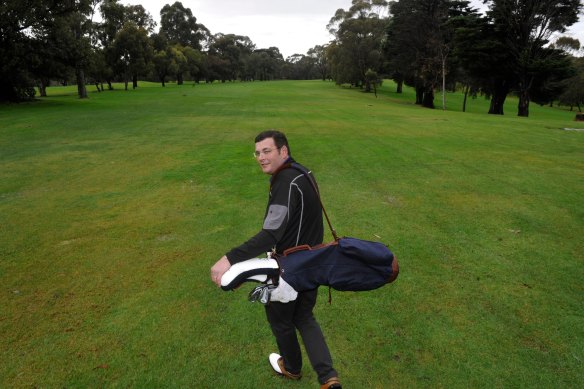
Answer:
[
  {"left": 208, "top": 34, "right": 255, "bottom": 81},
  {"left": 558, "top": 56, "right": 584, "bottom": 111},
  {"left": 170, "top": 45, "right": 188, "bottom": 84},
  {"left": 159, "top": 1, "right": 207, "bottom": 49},
  {"left": 384, "top": 0, "right": 476, "bottom": 108},
  {"left": 98, "top": 0, "right": 156, "bottom": 90},
  {"left": 98, "top": 0, "right": 125, "bottom": 46},
  {"left": 485, "top": 0, "right": 582, "bottom": 116},
  {"left": 44, "top": 0, "right": 97, "bottom": 99},
  {"left": 86, "top": 46, "right": 113, "bottom": 92},
  {"left": 152, "top": 42, "right": 185, "bottom": 87},
  {"left": 243, "top": 47, "right": 284, "bottom": 81},
  {"left": 553, "top": 36, "right": 581, "bottom": 54},
  {"left": 307, "top": 45, "right": 330, "bottom": 81},
  {"left": 242, "top": 52, "right": 263, "bottom": 81},
  {"left": 97, "top": 0, "right": 125, "bottom": 89},
  {"left": 365, "top": 68, "right": 380, "bottom": 96},
  {"left": 125, "top": 4, "right": 156, "bottom": 32},
  {"left": 284, "top": 54, "right": 319, "bottom": 80},
  {"left": 327, "top": 0, "right": 390, "bottom": 91},
  {"left": 28, "top": 16, "right": 72, "bottom": 97},
  {"left": 452, "top": 10, "right": 514, "bottom": 114},
  {"left": 176, "top": 45, "right": 204, "bottom": 83},
  {"left": 529, "top": 48, "right": 575, "bottom": 107},
  {"left": 0, "top": 0, "right": 95, "bottom": 101},
  {"left": 0, "top": 0, "right": 64, "bottom": 101},
  {"left": 111, "top": 22, "right": 153, "bottom": 90},
  {"left": 326, "top": 41, "right": 360, "bottom": 85}
]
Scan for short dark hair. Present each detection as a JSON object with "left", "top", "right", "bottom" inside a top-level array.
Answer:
[{"left": 255, "top": 130, "right": 291, "bottom": 156}]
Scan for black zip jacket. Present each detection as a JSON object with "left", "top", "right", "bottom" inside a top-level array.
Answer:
[{"left": 225, "top": 159, "right": 324, "bottom": 264}]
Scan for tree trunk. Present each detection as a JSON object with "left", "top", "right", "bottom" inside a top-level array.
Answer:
[
  {"left": 462, "top": 84, "right": 469, "bottom": 113},
  {"left": 107, "top": 80, "right": 113, "bottom": 90},
  {"left": 38, "top": 83, "right": 46, "bottom": 97},
  {"left": 396, "top": 80, "right": 403, "bottom": 93},
  {"left": 177, "top": 72, "right": 183, "bottom": 85},
  {"left": 488, "top": 82, "right": 509, "bottom": 115},
  {"left": 415, "top": 85, "right": 424, "bottom": 105},
  {"left": 38, "top": 79, "right": 48, "bottom": 97},
  {"left": 94, "top": 82, "right": 101, "bottom": 92},
  {"left": 132, "top": 73, "right": 138, "bottom": 89},
  {"left": 76, "top": 66, "right": 88, "bottom": 99},
  {"left": 488, "top": 95, "right": 505, "bottom": 114},
  {"left": 364, "top": 80, "right": 371, "bottom": 92},
  {"left": 517, "top": 89, "right": 530, "bottom": 117},
  {"left": 73, "top": 13, "right": 88, "bottom": 99},
  {"left": 517, "top": 75, "right": 533, "bottom": 117},
  {"left": 422, "top": 86, "right": 435, "bottom": 109},
  {"left": 442, "top": 58, "right": 446, "bottom": 111}
]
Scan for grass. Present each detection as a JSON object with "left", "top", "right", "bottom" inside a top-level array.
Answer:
[{"left": 1, "top": 80, "right": 583, "bottom": 388}]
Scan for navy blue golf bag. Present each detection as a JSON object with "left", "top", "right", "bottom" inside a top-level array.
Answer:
[{"left": 277, "top": 237, "right": 398, "bottom": 292}]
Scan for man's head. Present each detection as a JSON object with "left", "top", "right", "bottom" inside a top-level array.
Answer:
[{"left": 254, "top": 130, "right": 290, "bottom": 175}]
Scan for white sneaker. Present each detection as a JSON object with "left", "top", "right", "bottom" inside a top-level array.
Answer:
[
  {"left": 268, "top": 353, "right": 302, "bottom": 380},
  {"left": 269, "top": 353, "right": 282, "bottom": 374}
]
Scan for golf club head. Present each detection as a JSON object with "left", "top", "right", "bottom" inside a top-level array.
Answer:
[{"left": 260, "top": 286, "right": 270, "bottom": 304}]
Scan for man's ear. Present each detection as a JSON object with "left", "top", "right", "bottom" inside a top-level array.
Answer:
[{"left": 280, "top": 145, "right": 289, "bottom": 158}]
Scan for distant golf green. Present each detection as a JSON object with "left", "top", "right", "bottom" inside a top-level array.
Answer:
[{"left": 1, "top": 80, "right": 582, "bottom": 388}]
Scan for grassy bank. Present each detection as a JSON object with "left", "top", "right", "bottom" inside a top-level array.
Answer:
[{"left": 1, "top": 80, "right": 582, "bottom": 388}]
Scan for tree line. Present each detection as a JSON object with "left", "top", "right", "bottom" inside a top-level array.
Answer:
[
  {"left": 0, "top": 0, "right": 326, "bottom": 101},
  {"left": 329, "top": 0, "right": 583, "bottom": 116},
  {"left": 2, "top": 0, "right": 583, "bottom": 116}
]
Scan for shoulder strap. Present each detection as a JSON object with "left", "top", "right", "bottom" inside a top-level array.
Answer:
[
  {"left": 289, "top": 163, "right": 339, "bottom": 241},
  {"left": 289, "top": 163, "right": 339, "bottom": 304}
]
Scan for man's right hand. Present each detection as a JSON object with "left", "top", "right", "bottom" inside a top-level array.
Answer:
[{"left": 210, "top": 255, "right": 231, "bottom": 287}]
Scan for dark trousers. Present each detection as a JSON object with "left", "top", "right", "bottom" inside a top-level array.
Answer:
[{"left": 265, "top": 288, "right": 338, "bottom": 384}]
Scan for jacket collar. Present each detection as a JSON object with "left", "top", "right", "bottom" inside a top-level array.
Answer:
[{"left": 270, "top": 157, "right": 295, "bottom": 185}]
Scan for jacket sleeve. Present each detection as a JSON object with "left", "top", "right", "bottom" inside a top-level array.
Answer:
[{"left": 225, "top": 173, "right": 296, "bottom": 264}]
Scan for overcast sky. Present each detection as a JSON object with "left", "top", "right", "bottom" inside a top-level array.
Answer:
[{"left": 119, "top": 0, "right": 584, "bottom": 58}]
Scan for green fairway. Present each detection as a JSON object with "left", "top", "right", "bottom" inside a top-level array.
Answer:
[{"left": 1, "top": 80, "right": 583, "bottom": 388}]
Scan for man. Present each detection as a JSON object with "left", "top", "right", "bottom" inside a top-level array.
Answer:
[{"left": 210, "top": 130, "right": 341, "bottom": 389}]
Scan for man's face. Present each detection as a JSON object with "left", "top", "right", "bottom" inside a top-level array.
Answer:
[{"left": 255, "top": 137, "right": 288, "bottom": 175}]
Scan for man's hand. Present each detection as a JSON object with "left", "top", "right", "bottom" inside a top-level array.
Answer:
[{"left": 211, "top": 255, "right": 231, "bottom": 287}]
